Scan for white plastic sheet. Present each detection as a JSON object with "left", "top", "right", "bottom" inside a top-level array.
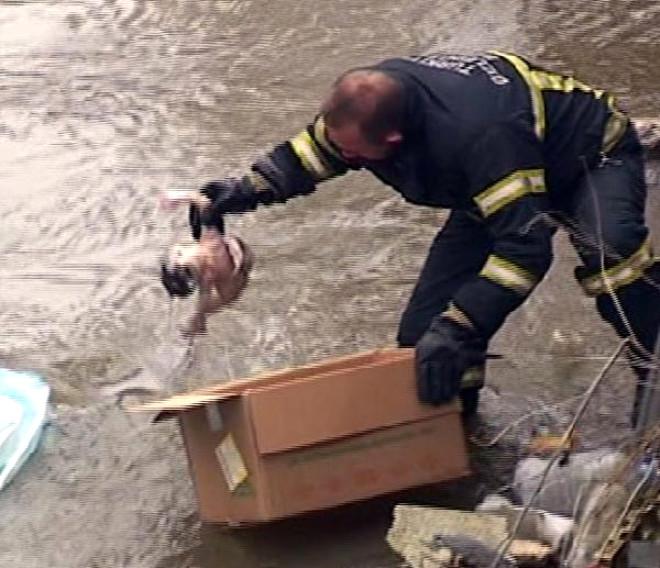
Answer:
[
  {"left": 0, "top": 369, "right": 50, "bottom": 490},
  {"left": 512, "top": 449, "right": 623, "bottom": 517}
]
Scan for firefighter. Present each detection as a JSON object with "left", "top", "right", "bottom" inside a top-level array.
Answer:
[{"left": 190, "top": 52, "right": 659, "bottom": 423}]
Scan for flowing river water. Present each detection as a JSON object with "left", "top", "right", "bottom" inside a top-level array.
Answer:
[{"left": 0, "top": 1, "right": 658, "bottom": 566}]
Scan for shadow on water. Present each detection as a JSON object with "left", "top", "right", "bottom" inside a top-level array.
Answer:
[
  {"left": 157, "top": 431, "right": 517, "bottom": 568},
  {"left": 160, "top": 477, "right": 495, "bottom": 568}
]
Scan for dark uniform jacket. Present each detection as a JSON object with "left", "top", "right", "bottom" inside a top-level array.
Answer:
[{"left": 244, "top": 52, "right": 629, "bottom": 338}]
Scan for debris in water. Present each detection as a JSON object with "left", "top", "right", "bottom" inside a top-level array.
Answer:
[
  {"left": 564, "top": 428, "right": 660, "bottom": 568},
  {"left": 527, "top": 432, "right": 578, "bottom": 457},
  {"left": 476, "top": 494, "right": 573, "bottom": 550},
  {"left": 387, "top": 505, "right": 509, "bottom": 567},
  {"left": 513, "top": 449, "right": 624, "bottom": 518},
  {"left": 0, "top": 369, "right": 50, "bottom": 490}
]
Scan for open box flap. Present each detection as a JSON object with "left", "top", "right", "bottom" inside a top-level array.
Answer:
[{"left": 129, "top": 347, "right": 412, "bottom": 421}]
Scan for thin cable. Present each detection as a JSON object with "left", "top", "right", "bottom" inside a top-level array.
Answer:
[
  {"left": 487, "top": 338, "right": 628, "bottom": 568},
  {"left": 581, "top": 156, "right": 657, "bottom": 363},
  {"left": 470, "top": 393, "right": 583, "bottom": 447},
  {"left": 521, "top": 161, "right": 660, "bottom": 371}
]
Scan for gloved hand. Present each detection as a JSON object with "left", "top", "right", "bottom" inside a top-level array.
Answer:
[
  {"left": 198, "top": 177, "right": 260, "bottom": 208},
  {"left": 415, "top": 316, "right": 486, "bottom": 405},
  {"left": 189, "top": 177, "right": 260, "bottom": 239}
]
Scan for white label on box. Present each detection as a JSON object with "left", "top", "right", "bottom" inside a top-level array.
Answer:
[
  {"left": 205, "top": 403, "right": 223, "bottom": 432},
  {"left": 215, "top": 434, "right": 248, "bottom": 492}
]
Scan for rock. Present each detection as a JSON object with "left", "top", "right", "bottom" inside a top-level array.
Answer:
[
  {"left": 386, "top": 504, "right": 557, "bottom": 567},
  {"left": 386, "top": 505, "right": 510, "bottom": 568}
]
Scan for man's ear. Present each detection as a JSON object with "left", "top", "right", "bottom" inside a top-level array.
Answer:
[{"left": 385, "top": 131, "right": 403, "bottom": 144}]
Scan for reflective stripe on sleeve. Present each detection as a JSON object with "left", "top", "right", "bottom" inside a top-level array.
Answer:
[
  {"left": 474, "top": 169, "right": 545, "bottom": 218},
  {"left": 290, "top": 130, "right": 333, "bottom": 180},
  {"left": 313, "top": 116, "right": 344, "bottom": 160},
  {"left": 441, "top": 302, "right": 475, "bottom": 330},
  {"left": 579, "top": 237, "right": 656, "bottom": 296},
  {"left": 480, "top": 255, "right": 539, "bottom": 295},
  {"left": 247, "top": 171, "right": 271, "bottom": 192}
]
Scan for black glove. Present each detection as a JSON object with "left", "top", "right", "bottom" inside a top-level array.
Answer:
[
  {"left": 189, "top": 177, "right": 260, "bottom": 239},
  {"left": 198, "top": 177, "right": 260, "bottom": 209},
  {"left": 415, "top": 317, "right": 486, "bottom": 405}
]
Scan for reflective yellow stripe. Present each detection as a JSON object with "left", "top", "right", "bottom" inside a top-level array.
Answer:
[
  {"left": 526, "top": 67, "right": 627, "bottom": 151},
  {"left": 602, "top": 109, "right": 629, "bottom": 153},
  {"left": 474, "top": 169, "right": 545, "bottom": 218},
  {"left": 491, "top": 51, "right": 545, "bottom": 140},
  {"left": 480, "top": 255, "right": 539, "bottom": 295},
  {"left": 461, "top": 366, "right": 485, "bottom": 389},
  {"left": 579, "top": 238, "right": 656, "bottom": 296},
  {"left": 247, "top": 171, "right": 271, "bottom": 192},
  {"left": 441, "top": 302, "right": 475, "bottom": 330},
  {"left": 532, "top": 72, "right": 605, "bottom": 98},
  {"left": 313, "top": 116, "right": 344, "bottom": 161},
  {"left": 491, "top": 51, "right": 628, "bottom": 152},
  {"left": 290, "top": 130, "right": 332, "bottom": 180}
]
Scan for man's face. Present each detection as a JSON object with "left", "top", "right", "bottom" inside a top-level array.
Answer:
[{"left": 325, "top": 122, "right": 401, "bottom": 163}]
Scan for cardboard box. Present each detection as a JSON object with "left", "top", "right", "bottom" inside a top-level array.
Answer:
[{"left": 134, "top": 347, "right": 470, "bottom": 524}]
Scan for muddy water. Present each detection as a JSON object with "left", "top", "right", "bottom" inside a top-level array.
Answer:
[{"left": 0, "top": 1, "right": 658, "bottom": 567}]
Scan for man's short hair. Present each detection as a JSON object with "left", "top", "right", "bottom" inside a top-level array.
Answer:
[{"left": 321, "top": 68, "right": 405, "bottom": 145}]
